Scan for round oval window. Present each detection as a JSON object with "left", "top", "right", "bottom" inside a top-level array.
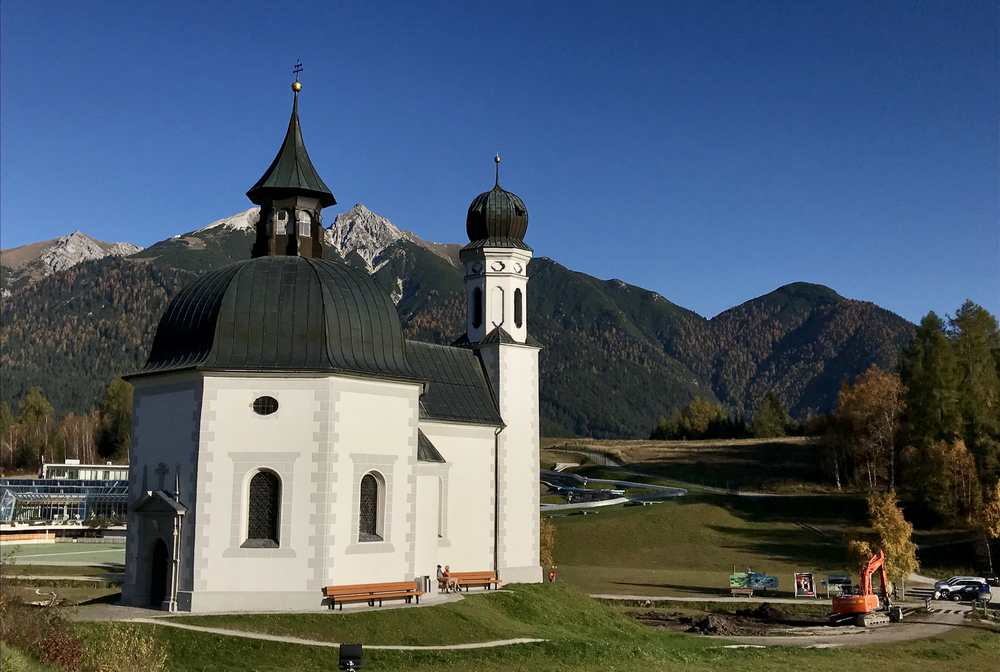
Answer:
[{"left": 252, "top": 396, "right": 279, "bottom": 416}]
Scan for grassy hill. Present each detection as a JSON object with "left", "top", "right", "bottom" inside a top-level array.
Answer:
[{"left": 70, "top": 585, "right": 1000, "bottom": 671}]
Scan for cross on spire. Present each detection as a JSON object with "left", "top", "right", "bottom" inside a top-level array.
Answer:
[{"left": 293, "top": 59, "right": 303, "bottom": 81}]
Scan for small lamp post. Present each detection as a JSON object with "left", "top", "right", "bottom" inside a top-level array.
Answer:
[{"left": 339, "top": 643, "right": 363, "bottom": 670}]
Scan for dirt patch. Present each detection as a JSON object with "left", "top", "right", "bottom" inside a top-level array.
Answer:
[{"left": 630, "top": 602, "right": 829, "bottom": 637}]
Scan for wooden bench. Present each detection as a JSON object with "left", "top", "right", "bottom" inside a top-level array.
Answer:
[
  {"left": 449, "top": 571, "right": 501, "bottom": 592},
  {"left": 730, "top": 587, "right": 753, "bottom": 598},
  {"left": 322, "top": 581, "right": 423, "bottom": 610}
]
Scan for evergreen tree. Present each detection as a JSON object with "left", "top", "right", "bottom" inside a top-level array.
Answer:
[
  {"left": 899, "top": 312, "right": 961, "bottom": 447},
  {"left": 950, "top": 301, "right": 1000, "bottom": 480},
  {"left": 97, "top": 378, "right": 133, "bottom": 460},
  {"left": 751, "top": 392, "right": 789, "bottom": 438}
]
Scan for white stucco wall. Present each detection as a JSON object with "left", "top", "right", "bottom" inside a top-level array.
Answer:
[
  {"left": 418, "top": 421, "right": 496, "bottom": 579},
  {"left": 123, "top": 373, "right": 202, "bottom": 608},
  {"left": 182, "top": 373, "right": 423, "bottom": 612},
  {"left": 479, "top": 343, "right": 542, "bottom": 584}
]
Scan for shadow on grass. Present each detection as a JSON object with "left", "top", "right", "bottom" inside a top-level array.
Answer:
[
  {"left": 707, "top": 524, "right": 848, "bottom": 569},
  {"left": 78, "top": 591, "right": 122, "bottom": 606}
]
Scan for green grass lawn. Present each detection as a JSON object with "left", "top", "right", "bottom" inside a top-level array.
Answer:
[
  {"left": 550, "top": 493, "right": 867, "bottom": 596},
  {"left": 0, "top": 542, "right": 125, "bottom": 566},
  {"left": 0, "top": 645, "right": 59, "bottom": 672},
  {"left": 73, "top": 584, "right": 1000, "bottom": 672}
]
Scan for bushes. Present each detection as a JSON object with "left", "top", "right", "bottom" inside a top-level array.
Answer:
[
  {"left": 0, "top": 571, "right": 166, "bottom": 672},
  {"left": 0, "top": 585, "right": 85, "bottom": 671},
  {"left": 82, "top": 624, "right": 167, "bottom": 672}
]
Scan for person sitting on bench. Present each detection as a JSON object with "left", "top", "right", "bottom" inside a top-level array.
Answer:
[
  {"left": 436, "top": 565, "right": 447, "bottom": 592},
  {"left": 438, "top": 565, "right": 458, "bottom": 593}
]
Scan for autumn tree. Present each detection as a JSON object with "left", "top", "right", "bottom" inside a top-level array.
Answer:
[
  {"left": 751, "top": 391, "right": 789, "bottom": 438},
  {"left": 0, "top": 402, "right": 14, "bottom": 470},
  {"left": 18, "top": 387, "right": 54, "bottom": 467},
  {"left": 834, "top": 366, "right": 905, "bottom": 490},
  {"left": 651, "top": 397, "right": 737, "bottom": 440},
  {"left": 985, "top": 480, "right": 1000, "bottom": 541},
  {"left": 916, "top": 439, "right": 981, "bottom": 523},
  {"left": 97, "top": 378, "right": 133, "bottom": 460},
  {"left": 868, "top": 491, "right": 919, "bottom": 596},
  {"left": 847, "top": 539, "right": 874, "bottom": 574},
  {"left": 539, "top": 516, "right": 557, "bottom": 570}
]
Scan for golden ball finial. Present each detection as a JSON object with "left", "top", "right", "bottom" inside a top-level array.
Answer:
[
  {"left": 292, "top": 80, "right": 303, "bottom": 93},
  {"left": 495, "top": 153, "right": 501, "bottom": 164}
]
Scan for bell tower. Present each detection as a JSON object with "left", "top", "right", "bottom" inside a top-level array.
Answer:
[
  {"left": 461, "top": 155, "right": 532, "bottom": 344},
  {"left": 248, "top": 68, "right": 336, "bottom": 259},
  {"left": 460, "top": 156, "right": 542, "bottom": 584}
]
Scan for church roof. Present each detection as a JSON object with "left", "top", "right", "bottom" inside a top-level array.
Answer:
[
  {"left": 406, "top": 340, "right": 503, "bottom": 426},
  {"left": 137, "top": 256, "right": 417, "bottom": 381},
  {"left": 452, "top": 326, "right": 542, "bottom": 348},
  {"left": 246, "top": 93, "right": 336, "bottom": 208},
  {"left": 417, "top": 430, "right": 446, "bottom": 463}
]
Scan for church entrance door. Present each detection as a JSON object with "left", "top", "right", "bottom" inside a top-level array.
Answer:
[{"left": 149, "top": 539, "right": 169, "bottom": 608}]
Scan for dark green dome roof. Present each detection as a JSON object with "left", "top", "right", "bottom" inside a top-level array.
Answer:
[
  {"left": 465, "top": 184, "right": 529, "bottom": 248},
  {"left": 142, "top": 256, "right": 415, "bottom": 380}
]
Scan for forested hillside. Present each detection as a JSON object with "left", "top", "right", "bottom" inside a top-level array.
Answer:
[{"left": 0, "top": 209, "right": 915, "bottom": 437}]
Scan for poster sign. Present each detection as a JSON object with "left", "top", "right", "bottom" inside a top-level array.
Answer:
[
  {"left": 794, "top": 572, "right": 817, "bottom": 598},
  {"left": 730, "top": 571, "right": 779, "bottom": 591},
  {"left": 825, "top": 574, "right": 852, "bottom": 597}
]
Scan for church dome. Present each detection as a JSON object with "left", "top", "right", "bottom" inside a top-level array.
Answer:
[
  {"left": 143, "top": 256, "right": 416, "bottom": 380},
  {"left": 465, "top": 184, "right": 529, "bottom": 246}
]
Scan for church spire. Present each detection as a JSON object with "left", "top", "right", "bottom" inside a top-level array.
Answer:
[
  {"left": 246, "top": 76, "right": 336, "bottom": 209},
  {"left": 249, "top": 68, "right": 333, "bottom": 259}
]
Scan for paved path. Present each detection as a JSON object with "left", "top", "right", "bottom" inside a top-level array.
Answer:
[
  {"left": 128, "top": 618, "right": 546, "bottom": 651},
  {"left": 540, "top": 470, "right": 686, "bottom": 511},
  {"left": 6, "top": 574, "right": 121, "bottom": 583}
]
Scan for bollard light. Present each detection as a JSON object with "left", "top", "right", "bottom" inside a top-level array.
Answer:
[{"left": 339, "top": 643, "right": 363, "bottom": 670}]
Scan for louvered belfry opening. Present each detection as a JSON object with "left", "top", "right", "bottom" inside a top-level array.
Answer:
[
  {"left": 359, "top": 473, "right": 381, "bottom": 541},
  {"left": 244, "top": 471, "right": 280, "bottom": 547}
]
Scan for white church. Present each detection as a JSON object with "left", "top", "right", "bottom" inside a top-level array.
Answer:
[{"left": 121, "top": 80, "right": 542, "bottom": 612}]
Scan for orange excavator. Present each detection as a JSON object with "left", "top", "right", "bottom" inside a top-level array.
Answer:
[{"left": 831, "top": 549, "right": 901, "bottom": 627}]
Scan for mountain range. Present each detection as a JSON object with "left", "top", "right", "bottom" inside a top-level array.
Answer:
[{"left": 0, "top": 204, "right": 915, "bottom": 437}]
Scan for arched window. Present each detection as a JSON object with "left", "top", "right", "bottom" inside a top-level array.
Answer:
[
  {"left": 296, "top": 210, "right": 311, "bottom": 237},
  {"left": 244, "top": 470, "right": 280, "bottom": 548},
  {"left": 492, "top": 286, "right": 505, "bottom": 324},
  {"left": 437, "top": 476, "right": 445, "bottom": 538},
  {"left": 273, "top": 209, "right": 289, "bottom": 235},
  {"left": 359, "top": 472, "right": 384, "bottom": 542},
  {"left": 472, "top": 287, "right": 483, "bottom": 329},
  {"left": 514, "top": 288, "right": 523, "bottom": 328}
]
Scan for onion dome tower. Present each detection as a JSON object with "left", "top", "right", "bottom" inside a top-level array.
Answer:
[
  {"left": 459, "top": 155, "right": 542, "bottom": 585},
  {"left": 248, "top": 76, "right": 335, "bottom": 259},
  {"left": 465, "top": 155, "right": 529, "bottom": 249},
  {"left": 459, "top": 154, "right": 532, "bottom": 344}
]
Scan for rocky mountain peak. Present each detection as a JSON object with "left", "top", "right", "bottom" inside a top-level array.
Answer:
[
  {"left": 325, "top": 203, "right": 410, "bottom": 272},
  {"left": 38, "top": 231, "right": 141, "bottom": 276},
  {"left": 195, "top": 207, "right": 260, "bottom": 234}
]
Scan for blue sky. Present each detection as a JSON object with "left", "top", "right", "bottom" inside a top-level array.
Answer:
[{"left": 1, "top": 1, "right": 996, "bottom": 321}]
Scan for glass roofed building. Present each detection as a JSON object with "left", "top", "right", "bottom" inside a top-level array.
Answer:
[
  {"left": 0, "top": 479, "right": 128, "bottom": 526},
  {"left": 122, "top": 77, "right": 542, "bottom": 612}
]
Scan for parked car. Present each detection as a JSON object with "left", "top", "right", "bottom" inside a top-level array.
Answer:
[
  {"left": 935, "top": 580, "right": 990, "bottom": 602},
  {"left": 934, "top": 575, "right": 987, "bottom": 591}
]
